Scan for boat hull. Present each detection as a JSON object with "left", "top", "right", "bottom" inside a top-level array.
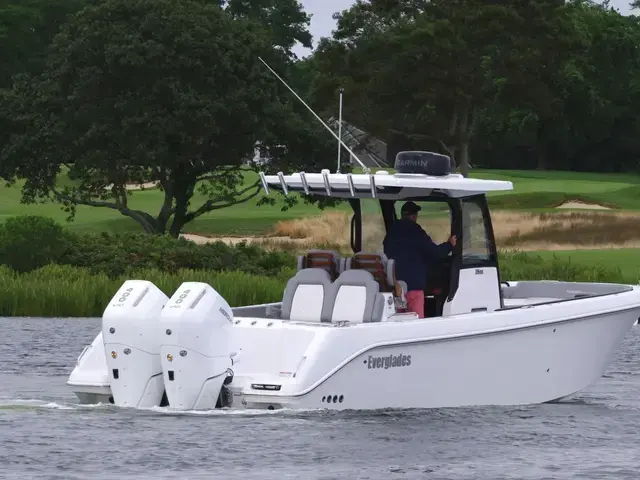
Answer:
[
  {"left": 68, "top": 303, "right": 639, "bottom": 411},
  {"left": 282, "top": 307, "right": 638, "bottom": 410}
]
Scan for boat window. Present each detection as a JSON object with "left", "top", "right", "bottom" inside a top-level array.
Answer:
[
  {"left": 461, "top": 199, "right": 491, "bottom": 266},
  {"left": 392, "top": 201, "right": 452, "bottom": 244}
]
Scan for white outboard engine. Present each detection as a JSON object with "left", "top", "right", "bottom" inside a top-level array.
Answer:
[
  {"left": 102, "top": 280, "right": 168, "bottom": 408},
  {"left": 159, "top": 282, "right": 234, "bottom": 411}
]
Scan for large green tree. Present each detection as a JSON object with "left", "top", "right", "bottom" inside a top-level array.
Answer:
[
  {"left": 0, "top": 0, "right": 93, "bottom": 88},
  {"left": 312, "top": 0, "right": 530, "bottom": 175},
  {"left": 0, "top": 0, "right": 336, "bottom": 236},
  {"left": 224, "top": 0, "right": 312, "bottom": 58}
]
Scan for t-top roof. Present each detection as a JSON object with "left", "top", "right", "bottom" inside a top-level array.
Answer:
[{"left": 260, "top": 170, "right": 513, "bottom": 199}]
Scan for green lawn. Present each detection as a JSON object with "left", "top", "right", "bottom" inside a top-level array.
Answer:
[{"left": 2, "top": 168, "right": 640, "bottom": 236}]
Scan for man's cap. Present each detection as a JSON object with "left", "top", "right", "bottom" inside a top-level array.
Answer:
[{"left": 401, "top": 201, "right": 421, "bottom": 215}]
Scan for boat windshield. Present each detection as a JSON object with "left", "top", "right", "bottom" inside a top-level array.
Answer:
[{"left": 361, "top": 199, "right": 453, "bottom": 252}]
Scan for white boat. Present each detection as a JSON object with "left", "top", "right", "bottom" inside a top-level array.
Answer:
[
  {"left": 66, "top": 59, "right": 640, "bottom": 412},
  {"left": 67, "top": 151, "right": 640, "bottom": 411}
]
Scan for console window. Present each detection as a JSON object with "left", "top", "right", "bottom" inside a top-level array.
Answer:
[{"left": 461, "top": 198, "right": 492, "bottom": 265}]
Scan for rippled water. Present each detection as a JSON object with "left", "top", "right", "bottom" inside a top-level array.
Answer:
[{"left": 1, "top": 318, "right": 640, "bottom": 479}]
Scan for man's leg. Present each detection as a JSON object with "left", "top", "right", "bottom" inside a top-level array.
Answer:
[{"left": 405, "top": 290, "right": 425, "bottom": 318}]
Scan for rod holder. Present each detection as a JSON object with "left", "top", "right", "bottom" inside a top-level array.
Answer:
[
  {"left": 322, "top": 171, "right": 331, "bottom": 196},
  {"left": 299, "top": 172, "right": 309, "bottom": 195},
  {"left": 259, "top": 172, "right": 270, "bottom": 195},
  {"left": 346, "top": 173, "right": 355, "bottom": 197},
  {"left": 277, "top": 172, "right": 288, "bottom": 196},
  {"left": 369, "top": 174, "right": 377, "bottom": 198}
]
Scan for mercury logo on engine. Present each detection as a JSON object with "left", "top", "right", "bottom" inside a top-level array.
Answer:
[
  {"left": 219, "top": 307, "right": 232, "bottom": 323},
  {"left": 367, "top": 353, "right": 411, "bottom": 370}
]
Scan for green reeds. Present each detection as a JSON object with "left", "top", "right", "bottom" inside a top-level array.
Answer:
[
  {"left": 0, "top": 253, "right": 634, "bottom": 318},
  {"left": 0, "top": 264, "right": 288, "bottom": 317}
]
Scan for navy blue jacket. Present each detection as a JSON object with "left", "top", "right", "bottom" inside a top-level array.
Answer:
[{"left": 383, "top": 218, "right": 453, "bottom": 292}]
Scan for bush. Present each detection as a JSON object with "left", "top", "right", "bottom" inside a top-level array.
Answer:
[
  {"left": 0, "top": 264, "right": 287, "bottom": 317},
  {"left": 0, "top": 216, "right": 296, "bottom": 277},
  {"left": 59, "top": 231, "right": 296, "bottom": 278},
  {"left": 0, "top": 215, "right": 71, "bottom": 273}
]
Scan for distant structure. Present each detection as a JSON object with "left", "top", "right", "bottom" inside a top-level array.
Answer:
[{"left": 247, "top": 119, "right": 389, "bottom": 170}]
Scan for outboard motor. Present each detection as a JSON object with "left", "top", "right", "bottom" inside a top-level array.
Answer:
[
  {"left": 102, "top": 280, "right": 168, "bottom": 408},
  {"left": 159, "top": 282, "right": 234, "bottom": 411}
]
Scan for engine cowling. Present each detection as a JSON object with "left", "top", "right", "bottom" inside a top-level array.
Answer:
[
  {"left": 102, "top": 280, "right": 168, "bottom": 408},
  {"left": 159, "top": 282, "right": 234, "bottom": 411}
]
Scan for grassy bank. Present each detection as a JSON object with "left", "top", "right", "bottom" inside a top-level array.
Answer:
[
  {"left": 2, "top": 169, "right": 640, "bottom": 236},
  {"left": 0, "top": 264, "right": 291, "bottom": 317},
  {"left": 0, "top": 252, "right": 633, "bottom": 318}
]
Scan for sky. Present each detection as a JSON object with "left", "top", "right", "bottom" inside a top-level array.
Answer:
[{"left": 294, "top": 0, "right": 636, "bottom": 57}]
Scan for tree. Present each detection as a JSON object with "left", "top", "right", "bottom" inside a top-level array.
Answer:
[
  {"left": 0, "top": 0, "right": 94, "bottom": 88},
  {"left": 473, "top": 0, "right": 640, "bottom": 172},
  {"left": 312, "top": 0, "right": 528, "bottom": 176},
  {"left": 224, "top": 0, "right": 312, "bottom": 58},
  {"left": 0, "top": 0, "right": 337, "bottom": 236}
]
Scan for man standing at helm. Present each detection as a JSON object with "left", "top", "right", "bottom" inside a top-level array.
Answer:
[{"left": 383, "top": 201, "right": 456, "bottom": 318}]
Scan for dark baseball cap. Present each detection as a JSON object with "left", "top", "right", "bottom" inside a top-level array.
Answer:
[{"left": 401, "top": 201, "right": 421, "bottom": 215}]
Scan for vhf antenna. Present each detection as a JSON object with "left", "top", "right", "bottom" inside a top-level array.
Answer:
[
  {"left": 337, "top": 88, "right": 344, "bottom": 174},
  {"left": 257, "top": 56, "right": 370, "bottom": 174}
]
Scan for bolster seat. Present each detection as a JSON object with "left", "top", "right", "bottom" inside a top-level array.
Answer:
[
  {"left": 281, "top": 268, "right": 333, "bottom": 323},
  {"left": 327, "top": 270, "right": 386, "bottom": 324}
]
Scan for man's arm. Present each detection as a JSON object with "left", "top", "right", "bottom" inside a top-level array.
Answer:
[{"left": 417, "top": 227, "right": 454, "bottom": 261}]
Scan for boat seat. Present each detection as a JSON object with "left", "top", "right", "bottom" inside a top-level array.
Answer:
[
  {"left": 296, "top": 249, "right": 343, "bottom": 281},
  {"left": 344, "top": 252, "right": 407, "bottom": 298},
  {"left": 281, "top": 268, "right": 333, "bottom": 323},
  {"left": 328, "top": 270, "right": 386, "bottom": 324}
]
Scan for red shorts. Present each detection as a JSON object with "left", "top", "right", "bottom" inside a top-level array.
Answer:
[{"left": 405, "top": 290, "right": 425, "bottom": 318}]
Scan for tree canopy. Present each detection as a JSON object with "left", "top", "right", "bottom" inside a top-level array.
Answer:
[
  {"left": 308, "top": 0, "right": 640, "bottom": 174},
  {"left": 2, "top": 0, "right": 640, "bottom": 237},
  {"left": 0, "top": 0, "right": 337, "bottom": 236}
]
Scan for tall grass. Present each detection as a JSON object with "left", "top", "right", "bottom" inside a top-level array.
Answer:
[
  {"left": 499, "top": 251, "right": 630, "bottom": 283},
  {"left": 0, "top": 264, "right": 292, "bottom": 317},
  {"left": 0, "top": 252, "right": 635, "bottom": 318},
  {"left": 266, "top": 210, "right": 640, "bottom": 252}
]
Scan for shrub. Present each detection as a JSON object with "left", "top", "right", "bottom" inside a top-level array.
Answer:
[
  {"left": 0, "top": 215, "right": 296, "bottom": 276},
  {"left": 0, "top": 215, "right": 71, "bottom": 273},
  {"left": 59, "top": 231, "right": 296, "bottom": 278}
]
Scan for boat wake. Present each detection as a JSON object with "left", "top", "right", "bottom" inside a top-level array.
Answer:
[{"left": 0, "top": 397, "right": 321, "bottom": 417}]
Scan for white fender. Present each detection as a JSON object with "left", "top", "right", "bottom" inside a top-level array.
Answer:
[
  {"left": 159, "top": 282, "right": 234, "bottom": 411},
  {"left": 102, "top": 280, "right": 168, "bottom": 408}
]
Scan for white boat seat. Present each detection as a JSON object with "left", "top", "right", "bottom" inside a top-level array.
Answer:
[
  {"left": 296, "top": 249, "right": 343, "bottom": 281},
  {"left": 328, "top": 270, "right": 386, "bottom": 324},
  {"left": 281, "top": 268, "right": 333, "bottom": 322}
]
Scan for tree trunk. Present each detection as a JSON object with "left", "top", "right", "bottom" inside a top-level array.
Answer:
[
  {"left": 536, "top": 124, "right": 548, "bottom": 170},
  {"left": 154, "top": 179, "right": 175, "bottom": 234}
]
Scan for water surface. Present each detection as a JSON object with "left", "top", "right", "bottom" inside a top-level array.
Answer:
[{"left": 1, "top": 318, "right": 640, "bottom": 479}]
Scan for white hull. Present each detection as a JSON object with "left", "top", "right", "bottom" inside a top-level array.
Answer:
[{"left": 67, "top": 280, "right": 640, "bottom": 411}]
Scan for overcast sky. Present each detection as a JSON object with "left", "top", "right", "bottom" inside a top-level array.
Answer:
[{"left": 294, "top": 0, "right": 636, "bottom": 57}]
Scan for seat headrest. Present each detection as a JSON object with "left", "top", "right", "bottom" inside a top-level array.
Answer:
[
  {"left": 291, "top": 267, "right": 333, "bottom": 283},
  {"left": 334, "top": 269, "right": 378, "bottom": 288},
  {"left": 348, "top": 252, "right": 391, "bottom": 291},
  {"left": 298, "top": 249, "right": 342, "bottom": 280}
]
